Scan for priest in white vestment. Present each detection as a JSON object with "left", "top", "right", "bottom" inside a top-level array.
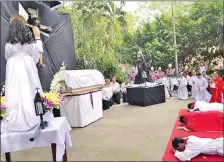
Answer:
[
  {"left": 172, "top": 136, "right": 224, "bottom": 161},
  {"left": 189, "top": 70, "right": 197, "bottom": 99},
  {"left": 1, "top": 16, "right": 43, "bottom": 133},
  {"left": 177, "top": 72, "right": 188, "bottom": 100},
  {"left": 187, "top": 101, "right": 223, "bottom": 113},
  {"left": 195, "top": 73, "right": 211, "bottom": 102}
]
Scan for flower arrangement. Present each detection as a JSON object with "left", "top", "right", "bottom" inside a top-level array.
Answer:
[
  {"left": 1, "top": 86, "right": 6, "bottom": 117},
  {"left": 41, "top": 92, "right": 66, "bottom": 110},
  {"left": 50, "top": 62, "right": 66, "bottom": 93}
]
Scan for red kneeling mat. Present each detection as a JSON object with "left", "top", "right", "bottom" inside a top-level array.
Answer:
[{"left": 162, "top": 109, "right": 224, "bottom": 161}]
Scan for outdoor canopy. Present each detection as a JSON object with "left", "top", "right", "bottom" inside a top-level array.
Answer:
[{"left": 1, "top": 1, "right": 76, "bottom": 91}]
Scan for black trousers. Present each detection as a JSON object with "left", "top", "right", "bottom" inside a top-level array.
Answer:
[
  {"left": 102, "top": 100, "right": 110, "bottom": 110},
  {"left": 122, "top": 92, "right": 128, "bottom": 103},
  {"left": 112, "top": 93, "right": 120, "bottom": 105},
  {"left": 187, "top": 84, "right": 192, "bottom": 92}
]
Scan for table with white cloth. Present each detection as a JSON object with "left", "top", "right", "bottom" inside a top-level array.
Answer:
[{"left": 1, "top": 117, "right": 72, "bottom": 162}]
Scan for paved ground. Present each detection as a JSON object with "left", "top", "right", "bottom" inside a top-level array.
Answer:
[{"left": 1, "top": 95, "right": 193, "bottom": 161}]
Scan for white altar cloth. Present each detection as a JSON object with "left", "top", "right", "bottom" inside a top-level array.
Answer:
[
  {"left": 60, "top": 90, "right": 103, "bottom": 127},
  {"left": 64, "top": 70, "right": 105, "bottom": 89},
  {"left": 1, "top": 117, "right": 72, "bottom": 161}
]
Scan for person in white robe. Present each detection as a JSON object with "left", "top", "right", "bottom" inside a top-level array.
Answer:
[
  {"left": 189, "top": 70, "right": 197, "bottom": 99},
  {"left": 172, "top": 136, "right": 224, "bottom": 161},
  {"left": 177, "top": 72, "right": 188, "bottom": 100},
  {"left": 121, "top": 79, "right": 130, "bottom": 103},
  {"left": 187, "top": 101, "right": 223, "bottom": 113},
  {"left": 195, "top": 73, "right": 211, "bottom": 102},
  {"left": 1, "top": 15, "right": 43, "bottom": 133},
  {"left": 158, "top": 73, "right": 170, "bottom": 99}
]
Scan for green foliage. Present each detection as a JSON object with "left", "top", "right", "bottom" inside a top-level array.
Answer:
[{"left": 59, "top": 1, "right": 223, "bottom": 78}]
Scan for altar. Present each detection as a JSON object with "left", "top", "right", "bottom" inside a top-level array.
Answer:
[{"left": 127, "top": 84, "right": 166, "bottom": 106}]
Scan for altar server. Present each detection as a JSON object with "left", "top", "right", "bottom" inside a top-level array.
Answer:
[
  {"left": 1, "top": 15, "right": 43, "bottom": 133},
  {"left": 177, "top": 72, "right": 188, "bottom": 100},
  {"left": 166, "top": 64, "right": 175, "bottom": 91},
  {"left": 189, "top": 70, "right": 197, "bottom": 99},
  {"left": 187, "top": 101, "right": 223, "bottom": 113},
  {"left": 110, "top": 76, "right": 121, "bottom": 105},
  {"left": 121, "top": 79, "right": 130, "bottom": 103},
  {"left": 195, "top": 73, "right": 211, "bottom": 102},
  {"left": 172, "top": 136, "right": 224, "bottom": 161},
  {"left": 158, "top": 73, "right": 170, "bottom": 99},
  {"left": 177, "top": 111, "right": 223, "bottom": 131}
]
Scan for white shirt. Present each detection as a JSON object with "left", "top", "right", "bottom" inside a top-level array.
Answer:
[
  {"left": 121, "top": 82, "right": 130, "bottom": 93},
  {"left": 102, "top": 86, "right": 113, "bottom": 100},
  {"left": 174, "top": 135, "right": 224, "bottom": 161},
  {"left": 110, "top": 82, "right": 120, "bottom": 92},
  {"left": 191, "top": 101, "right": 224, "bottom": 113}
]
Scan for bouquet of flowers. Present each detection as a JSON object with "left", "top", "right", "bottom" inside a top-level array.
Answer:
[
  {"left": 41, "top": 92, "right": 66, "bottom": 111},
  {"left": 0, "top": 96, "right": 6, "bottom": 117},
  {"left": 50, "top": 62, "right": 66, "bottom": 93}
]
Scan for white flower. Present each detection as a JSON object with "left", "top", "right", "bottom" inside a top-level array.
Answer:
[{"left": 50, "top": 62, "right": 66, "bottom": 92}]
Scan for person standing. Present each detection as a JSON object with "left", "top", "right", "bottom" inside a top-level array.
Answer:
[
  {"left": 177, "top": 72, "right": 188, "bottom": 100},
  {"left": 210, "top": 71, "right": 223, "bottom": 103},
  {"left": 130, "top": 68, "right": 136, "bottom": 85},
  {"left": 166, "top": 64, "right": 175, "bottom": 92},
  {"left": 184, "top": 72, "right": 191, "bottom": 97},
  {"left": 195, "top": 73, "right": 211, "bottom": 102},
  {"left": 1, "top": 15, "right": 43, "bottom": 133},
  {"left": 110, "top": 76, "right": 121, "bottom": 105},
  {"left": 158, "top": 73, "right": 170, "bottom": 99},
  {"left": 199, "top": 62, "right": 206, "bottom": 74},
  {"left": 189, "top": 70, "right": 197, "bottom": 99},
  {"left": 149, "top": 66, "right": 156, "bottom": 82},
  {"left": 121, "top": 79, "right": 130, "bottom": 103}
]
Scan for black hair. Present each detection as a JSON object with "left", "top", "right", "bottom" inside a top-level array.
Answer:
[
  {"left": 196, "top": 72, "right": 201, "bottom": 76},
  {"left": 179, "top": 116, "right": 185, "bottom": 124},
  {"left": 187, "top": 103, "right": 192, "bottom": 109},
  {"left": 6, "top": 19, "right": 34, "bottom": 45},
  {"left": 172, "top": 137, "right": 184, "bottom": 150},
  {"left": 30, "top": 17, "right": 40, "bottom": 28}
]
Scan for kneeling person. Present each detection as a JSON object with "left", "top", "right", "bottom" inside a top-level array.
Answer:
[
  {"left": 110, "top": 76, "right": 121, "bottom": 105},
  {"left": 172, "top": 136, "right": 224, "bottom": 161}
]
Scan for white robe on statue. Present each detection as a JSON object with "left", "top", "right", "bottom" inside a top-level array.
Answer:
[
  {"left": 189, "top": 75, "right": 197, "bottom": 99},
  {"left": 174, "top": 136, "right": 224, "bottom": 161},
  {"left": 177, "top": 77, "right": 188, "bottom": 100},
  {"left": 1, "top": 43, "right": 43, "bottom": 133},
  {"left": 191, "top": 101, "right": 223, "bottom": 113},
  {"left": 158, "top": 77, "right": 170, "bottom": 99},
  {"left": 195, "top": 77, "right": 211, "bottom": 102}
]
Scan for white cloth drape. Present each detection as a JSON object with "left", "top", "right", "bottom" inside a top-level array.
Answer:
[{"left": 2, "top": 43, "right": 43, "bottom": 133}]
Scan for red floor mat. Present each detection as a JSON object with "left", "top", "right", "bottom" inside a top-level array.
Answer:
[{"left": 162, "top": 109, "right": 224, "bottom": 161}]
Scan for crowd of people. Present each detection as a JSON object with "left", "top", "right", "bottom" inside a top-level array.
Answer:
[{"left": 102, "top": 76, "right": 130, "bottom": 110}]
